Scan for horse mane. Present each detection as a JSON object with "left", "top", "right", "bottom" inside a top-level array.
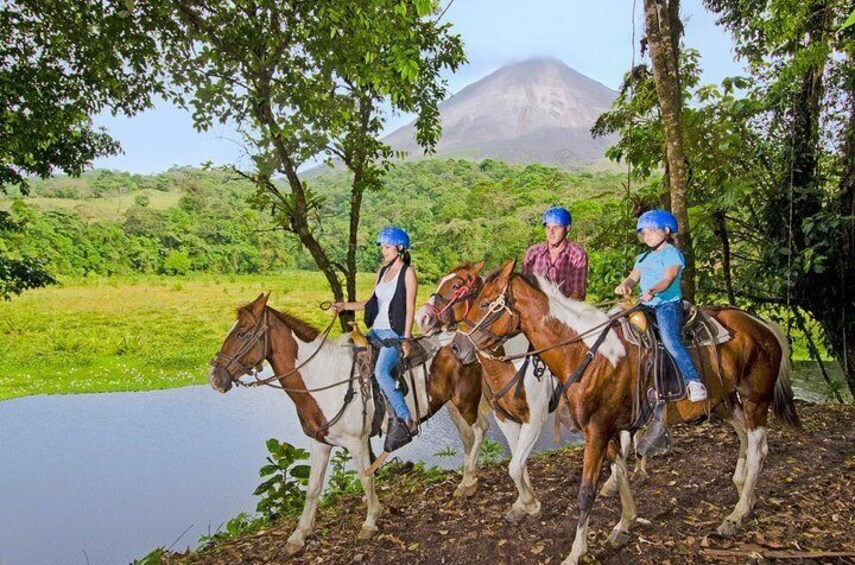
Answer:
[
  {"left": 482, "top": 267, "right": 506, "bottom": 286},
  {"left": 268, "top": 308, "right": 321, "bottom": 342},
  {"left": 530, "top": 275, "right": 627, "bottom": 367},
  {"left": 236, "top": 302, "right": 321, "bottom": 342},
  {"left": 533, "top": 276, "right": 601, "bottom": 317},
  {"left": 481, "top": 265, "right": 540, "bottom": 291}
]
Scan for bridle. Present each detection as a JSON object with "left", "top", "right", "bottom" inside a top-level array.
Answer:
[
  {"left": 210, "top": 306, "right": 339, "bottom": 390},
  {"left": 211, "top": 308, "right": 271, "bottom": 381},
  {"left": 457, "top": 280, "right": 521, "bottom": 359},
  {"left": 425, "top": 277, "right": 482, "bottom": 329}
]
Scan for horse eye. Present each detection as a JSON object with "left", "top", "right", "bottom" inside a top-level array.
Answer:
[
  {"left": 452, "top": 282, "right": 462, "bottom": 289},
  {"left": 480, "top": 301, "right": 489, "bottom": 309},
  {"left": 236, "top": 331, "right": 248, "bottom": 339}
]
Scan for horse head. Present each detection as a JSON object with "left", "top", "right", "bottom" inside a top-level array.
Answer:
[
  {"left": 415, "top": 261, "right": 485, "bottom": 334},
  {"left": 208, "top": 292, "right": 271, "bottom": 393},
  {"left": 450, "top": 259, "right": 522, "bottom": 365}
]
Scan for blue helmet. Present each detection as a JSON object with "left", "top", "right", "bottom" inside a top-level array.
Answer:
[
  {"left": 636, "top": 210, "right": 679, "bottom": 234},
  {"left": 542, "top": 206, "right": 572, "bottom": 227},
  {"left": 376, "top": 226, "right": 410, "bottom": 249}
]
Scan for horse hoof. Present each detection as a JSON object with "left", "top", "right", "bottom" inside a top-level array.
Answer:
[
  {"left": 504, "top": 507, "right": 527, "bottom": 523},
  {"left": 285, "top": 542, "right": 304, "bottom": 557},
  {"left": 631, "top": 471, "right": 649, "bottom": 485},
  {"left": 606, "top": 529, "right": 631, "bottom": 547},
  {"left": 600, "top": 481, "right": 618, "bottom": 497},
  {"left": 716, "top": 519, "right": 739, "bottom": 537},
  {"left": 357, "top": 526, "right": 378, "bottom": 541},
  {"left": 453, "top": 482, "right": 477, "bottom": 499}
]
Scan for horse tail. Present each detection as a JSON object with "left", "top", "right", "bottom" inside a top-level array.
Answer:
[{"left": 755, "top": 317, "right": 802, "bottom": 430}]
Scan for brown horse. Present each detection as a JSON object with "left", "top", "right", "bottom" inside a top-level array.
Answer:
[
  {"left": 208, "top": 293, "right": 487, "bottom": 556},
  {"left": 450, "top": 261, "right": 801, "bottom": 564},
  {"left": 417, "top": 262, "right": 554, "bottom": 520},
  {"left": 417, "top": 262, "right": 637, "bottom": 521}
]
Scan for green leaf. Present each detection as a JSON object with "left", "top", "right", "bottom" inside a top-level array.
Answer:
[
  {"left": 290, "top": 465, "right": 311, "bottom": 479},
  {"left": 841, "top": 8, "right": 855, "bottom": 31},
  {"left": 259, "top": 464, "right": 278, "bottom": 476},
  {"left": 415, "top": 0, "right": 434, "bottom": 17},
  {"left": 265, "top": 438, "right": 281, "bottom": 454}
]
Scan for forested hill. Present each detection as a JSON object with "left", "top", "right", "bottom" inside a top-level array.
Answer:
[{"left": 1, "top": 161, "right": 628, "bottom": 292}]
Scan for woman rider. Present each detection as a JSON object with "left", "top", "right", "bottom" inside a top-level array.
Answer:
[{"left": 332, "top": 226, "right": 420, "bottom": 446}]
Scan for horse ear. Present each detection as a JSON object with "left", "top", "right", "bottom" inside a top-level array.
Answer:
[
  {"left": 252, "top": 292, "right": 270, "bottom": 315},
  {"left": 499, "top": 259, "right": 516, "bottom": 280},
  {"left": 472, "top": 260, "right": 486, "bottom": 275}
]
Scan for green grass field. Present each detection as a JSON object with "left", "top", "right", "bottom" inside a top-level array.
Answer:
[
  {"left": 0, "top": 189, "right": 182, "bottom": 221},
  {"left": 1, "top": 273, "right": 850, "bottom": 403},
  {"left": 0, "top": 272, "right": 386, "bottom": 401}
]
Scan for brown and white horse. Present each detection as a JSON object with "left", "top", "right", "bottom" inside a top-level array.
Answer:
[
  {"left": 450, "top": 261, "right": 801, "bottom": 565},
  {"left": 208, "top": 293, "right": 487, "bottom": 556},
  {"left": 416, "top": 262, "right": 558, "bottom": 521}
]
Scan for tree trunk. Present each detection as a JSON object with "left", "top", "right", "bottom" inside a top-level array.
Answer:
[
  {"left": 712, "top": 210, "right": 735, "bottom": 305},
  {"left": 253, "top": 88, "right": 346, "bottom": 309},
  {"left": 643, "top": 0, "right": 695, "bottom": 301},
  {"left": 829, "top": 75, "right": 855, "bottom": 399}
]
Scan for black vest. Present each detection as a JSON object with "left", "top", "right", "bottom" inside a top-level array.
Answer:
[{"left": 364, "top": 263, "right": 408, "bottom": 335}]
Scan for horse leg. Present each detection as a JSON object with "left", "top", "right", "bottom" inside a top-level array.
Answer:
[
  {"left": 513, "top": 404, "right": 549, "bottom": 519},
  {"left": 447, "top": 398, "right": 487, "bottom": 498},
  {"left": 718, "top": 402, "right": 769, "bottom": 537},
  {"left": 729, "top": 405, "right": 749, "bottom": 496},
  {"left": 563, "top": 428, "right": 610, "bottom": 565},
  {"left": 349, "top": 436, "right": 384, "bottom": 540},
  {"left": 494, "top": 415, "right": 525, "bottom": 520},
  {"left": 285, "top": 440, "right": 333, "bottom": 556},
  {"left": 498, "top": 409, "right": 545, "bottom": 521},
  {"left": 605, "top": 436, "right": 638, "bottom": 547},
  {"left": 601, "top": 430, "right": 632, "bottom": 497}
]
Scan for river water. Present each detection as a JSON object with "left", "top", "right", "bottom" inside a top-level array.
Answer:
[
  {"left": 0, "top": 383, "right": 569, "bottom": 565},
  {"left": 0, "top": 365, "right": 837, "bottom": 565}
]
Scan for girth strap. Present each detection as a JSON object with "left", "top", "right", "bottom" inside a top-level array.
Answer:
[{"left": 562, "top": 320, "right": 616, "bottom": 393}]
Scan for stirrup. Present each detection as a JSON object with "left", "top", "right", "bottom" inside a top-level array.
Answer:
[
  {"left": 636, "top": 420, "right": 671, "bottom": 457},
  {"left": 384, "top": 417, "right": 414, "bottom": 452}
]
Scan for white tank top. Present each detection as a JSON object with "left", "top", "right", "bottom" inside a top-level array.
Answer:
[{"left": 371, "top": 266, "right": 402, "bottom": 330}]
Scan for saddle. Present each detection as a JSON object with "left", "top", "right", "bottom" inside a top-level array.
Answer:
[
  {"left": 345, "top": 323, "right": 437, "bottom": 452},
  {"left": 611, "top": 302, "right": 731, "bottom": 457}
]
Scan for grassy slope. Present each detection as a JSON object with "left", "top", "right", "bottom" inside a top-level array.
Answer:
[
  {"left": 0, "top": 273, "right": 386, "bottom": 401},
  {"left": 0, "top": 190, "right": 182, "bottom": 221},
  {"left": 1, "top": 273, "right": 849, "bottom": 403}
]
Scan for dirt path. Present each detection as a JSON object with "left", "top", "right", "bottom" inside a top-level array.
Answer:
[{"left": 174, "top": 402, "right": 855, "bottom": 564}]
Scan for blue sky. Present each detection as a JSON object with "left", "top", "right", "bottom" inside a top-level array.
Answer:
[{"left": 93, "top": 0, "right": 744, "bottom": 174}]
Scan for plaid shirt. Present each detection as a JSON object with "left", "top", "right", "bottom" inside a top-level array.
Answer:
[{"left": 522, "top": 240, "right": 588, "bottom": 300}]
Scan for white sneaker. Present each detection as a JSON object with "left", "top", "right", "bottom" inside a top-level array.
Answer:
[{"left": 687, "top": 381, "right": 708, "bottom": 402}]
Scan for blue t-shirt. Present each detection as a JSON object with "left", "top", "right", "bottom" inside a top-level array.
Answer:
[{"left": 633, "top": 244, "right": 685, "bottom": 306}]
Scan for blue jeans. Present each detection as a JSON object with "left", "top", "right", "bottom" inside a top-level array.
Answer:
[
  {"left": 367, "top": 328, "right": 412, "bottom": 420},
  {"left": 652, "top": 300, "right": 700, "bottom": 383}
]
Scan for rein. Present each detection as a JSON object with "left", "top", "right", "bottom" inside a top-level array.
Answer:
[
  {"left": 459, "top": 280, "right": 642, "bottom": 362},
  {"left": 501, "top": 305, "right": 643, "bottom": 361},
  {"left": 211, "top": 305, "right": 346, "bottom": 392}
]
